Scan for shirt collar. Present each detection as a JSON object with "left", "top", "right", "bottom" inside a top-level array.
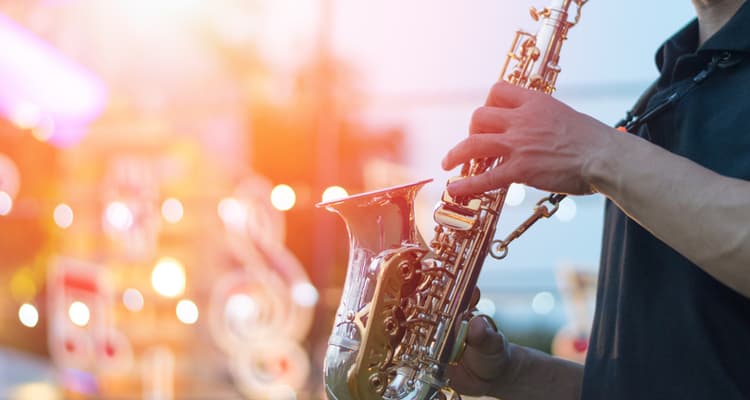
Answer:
[{"left": 656, "top": 1, "right": 750, "bottom": 74}]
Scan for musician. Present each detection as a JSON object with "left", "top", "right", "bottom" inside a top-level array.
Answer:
[{"left": 443, "top": 0, "right": 750, "bottom": 399}]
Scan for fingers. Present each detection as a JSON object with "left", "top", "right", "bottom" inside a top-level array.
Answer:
[
  {"left": 441, "top": 134, "right": 512, "bottom": 171},
  {"left": 446, "top": 161, "right": 518, "bottom": 196},
  {"left": 470, "top": 106, "right": 514, "bottom": 134},
  {"left": 485, "top": 81, "right": 530, "bottom": 108}
]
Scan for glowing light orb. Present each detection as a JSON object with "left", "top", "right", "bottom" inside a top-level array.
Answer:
[
  {"left": 476, "top": 298, "right": 497, "bottom": 317},
  {"left": 68, "top": 301, "right": 91, "bottom": 327},
  {"left": 225, "top": 294, "right": 259, "bottom": 322},
  {"left": 151, "top": 257, "right": 186, "bottom": 298},
  {"left": 321, "top": 186, "right": 349, "bottom": 203},
  {"left": 122, "top": 288, "right": 145, "bottom": 312},
  {"left": 0, "top": 191, "right": 13, "bottom": 216},
  {"left": 531, "top": 292, "right": 556, "bottom": 315},
  {"left": 555, "top": 197, "right": 577, "bottom": 222},
  {"left": 291, "top": 282, "right": 319, "bottom": 308},
  {"left": 176, "top": 299, "right": 199, "bottom": 325},
  {"left": 504, "top": 183, "right": 526, "bottom": 207},
  {"left": 18, "top": 303, "right": 39, "bottom": 328},
  {"left": 161, "top": 198, "right": 184, "bottom": 224},
  {"left": 105, "top": 201, "right": 134, "bottom": 231},
  {"left": 53, "top": 203, "right": 74, "bottom": 229},
  {"left": 270, "top": 184, "right": 296, "bottom": 211},
  {"left": 217, "top": 197, "right": 247, "bottom": 230}
]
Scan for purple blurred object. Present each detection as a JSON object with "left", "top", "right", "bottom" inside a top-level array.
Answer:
[{"left": 0, "top": 12, "right": 106, "bottom": 147}]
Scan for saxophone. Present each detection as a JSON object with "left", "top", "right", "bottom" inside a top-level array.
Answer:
[{"left": 319, "top": 1, "right": 587, "bottom": 398}]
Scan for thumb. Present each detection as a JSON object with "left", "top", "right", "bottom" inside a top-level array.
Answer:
[{"left": 465, "top": 316, "right": 505, "bottom": 355}]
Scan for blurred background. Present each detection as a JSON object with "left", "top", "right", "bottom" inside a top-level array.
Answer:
[{"left": 0, "top": 0, "right": 695, "bottom": 399}]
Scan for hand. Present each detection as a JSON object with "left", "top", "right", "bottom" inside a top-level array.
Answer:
[
  {"left": 441, "top": 81, "right": 619, "bottom": 196},
  {"left": 446, "top": 316, "right": 517, "bottom": 397}
]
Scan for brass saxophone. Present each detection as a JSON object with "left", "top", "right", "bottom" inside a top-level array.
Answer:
[{"left": 319, "top": 1, "right": 588, "bottom": 399}]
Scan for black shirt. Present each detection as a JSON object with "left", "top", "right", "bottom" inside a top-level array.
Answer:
[{"left": 581, "top": 3, "right": 750, "bottom": 399}]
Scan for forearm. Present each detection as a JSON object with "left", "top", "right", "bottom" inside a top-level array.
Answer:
[
  {"left": 492, "top": 343, "right": 583, "bottom": 400},
  {"left": 584, "top": 130, "right": 750, "bottom": 297}
]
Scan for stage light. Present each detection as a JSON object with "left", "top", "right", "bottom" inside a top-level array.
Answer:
[
  {"left": 151, "top": 257, "right": 186, "bottom": 298},
  {"left": 555, "top": 197, "right": 577, "bottom": 222},
  {"left": 322, "top": 186, "right": 349, "bottom": 203},
  {"left": 176, "top": 299, "right": 199, "bottom": 325},
  {"left": 271, "top": 184, "right": 296, "bottom": 211},
  {"left": 291, "top": 282, "right": 318, "bottom": 308},
  {"left": 68, "top": 301, "right": 90, "bottom": 327},
  {"left": 18, "top": 303, "right": 39, "bottom": 328},
  {"left": 161, "top": 198, "right": 184, "bottom": 224},
  {"left": 0, "top": 191, "right": 13, "bottom": 216},
  {"left": 54, "top": 203, "right": 74, "bottom": 229},
  {"left": 105, "top": 201, "right": 134, "bottom": 231},
  {"left": 504, "top": 183, "right": 526, "bottom": 207},
  {"left": 122, "top": 288, "right": 145, "bottom": 312},
  {"left": 531, "top": 292, "right": 556, "bottom": 315}
]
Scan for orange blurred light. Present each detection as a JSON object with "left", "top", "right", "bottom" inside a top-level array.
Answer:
[
  {"left": 161, "top": 198, "right": 184, "bottom": 224},
  {"left": 18, "top": 303, "right": 39, "bottom": 328},
  {"left": 123, "top": 288, "right": 145, "bottom": 312},
  {"left": 151, "top": 257, "right": 186, "bottom": 298},
  {"left": 105, "top": 201, "right": 134, "bottom": 231},
  {"left": 53, "top": 203, "right": 74, "bottom": 229},
  {"left": 0, "top": 191, "right": 13, "bottom": 216},
  {"left": 68, "top": 301, "right": 90, "bottom": 327},
  {"left": 321, "top": 186, "right": 348, "bottom": 203},
  {"left": 270, "top": 184, "right": 296, "bottom": 211},
  {"left": 176, "top": 299, "right": 199, "bottom": 325},
  {"left": 217, "top": 197, "right": 247, "bottom": 230}
]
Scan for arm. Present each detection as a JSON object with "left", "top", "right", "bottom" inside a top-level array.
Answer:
[
  {"left": 447, "top": 317, "right": 583, "bottom": 400},
  {"left": 585, "top": 131, "right": 750, "bottom": 297},
  {"left": 442, "top": 82, "right": 750, "bottom": 297}
]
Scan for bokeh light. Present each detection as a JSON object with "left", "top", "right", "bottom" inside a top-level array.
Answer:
[
  {"left": 53, "top": 203, "right": 74, "bottom": 229},
  {"left": 555, "top": 197, "right": 578, "bottom": 222},
  {"left": 18, "top": 303, "right": 39, "bottom": 328},
  {"left": 151, "top": 257, "right": 186, "bottom": 298},
  {"left": 321, "top": 186, "right": 348, "bottom": 203},
  {"left": 217, "top": 197, "right": 248, "bottom": 230},
  {"left": 122, "top": 288, "right": 145, "bottom": 312},
  {"left": 504, "top": 183, "right": 526, "bottom": 206},
  {"left": 291, "top": 282, "right": 318, "bottom": 308},
  {"left": 161, "top": 198, "right": 184, "bottom": 224},
  {"left": 225, "top": 293, "right": 259, "bottom": 323},
  {"left": 176, "top": 299, "right": 199, "bottom": 325},
  {"left": 68, "top": 301, "right": 91, "bottom": 327},
  {"left": 270, "top": 184, "right": 296, "bottom": 211},
  {"left": 105, "top": 201, "right": 134, "bottom": 231},
  {"left": 531, "top": 292, "right": 556, "bottom": 315},
  {"left": 0, "top": 191, "right": 13, "bottom": 216}
]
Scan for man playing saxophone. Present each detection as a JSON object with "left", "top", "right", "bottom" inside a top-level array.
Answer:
[{"left": 443, "top": 0, "right": 750, "bottom": 399}]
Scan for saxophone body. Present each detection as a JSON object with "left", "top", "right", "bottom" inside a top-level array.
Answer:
[{"left": 320, "top": 1, "right": 586, "bottom": 398}]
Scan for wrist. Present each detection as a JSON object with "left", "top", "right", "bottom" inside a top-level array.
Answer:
[{"left": 581, "top": 127, "right": 626, "bottom": 195}]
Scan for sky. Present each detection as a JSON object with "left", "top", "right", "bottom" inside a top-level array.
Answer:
[{"left": 323, "top": 0, "right": 697, "bottom": 292}]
